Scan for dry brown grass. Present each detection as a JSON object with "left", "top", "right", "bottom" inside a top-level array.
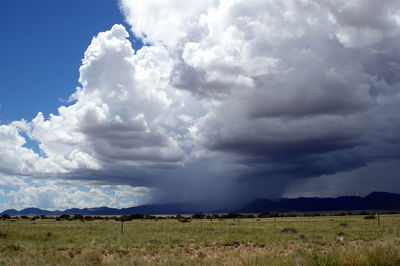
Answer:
[{"left": 0, "top": 214, "right": 399, "bottom": 265}]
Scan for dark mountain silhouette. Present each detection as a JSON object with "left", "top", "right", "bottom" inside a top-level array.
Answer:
[
  {"left": 1, "top": 192, "right": 399, "bottom": 216},
  {"left": 239, "top": 192, "right": 400, "bottom": 213},
  {"left": 1, "top": 208, "right": 62, "bottom": 216}
]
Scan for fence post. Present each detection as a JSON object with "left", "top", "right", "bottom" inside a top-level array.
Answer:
[
  {"left": 121, "top": 219, "right": 124, "bottom": 234},
  {"left": 377, "top": 211, "right": 381, "bottom": 228}
]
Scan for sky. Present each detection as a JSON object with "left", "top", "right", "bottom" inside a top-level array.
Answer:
[{"left": 1, "top": 0, "right": 400, "bottom": 211}]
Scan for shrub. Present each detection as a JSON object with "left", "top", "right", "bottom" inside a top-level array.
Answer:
[
  {"left": 258, "top": 212, "right": 271, "bottom": 218},
  {"left": 73, "top": 214, "right": 84, "bottom": 220},
  {"left": 128, "top": 213, "right": 145, "bottom": 220},
  {"left": 364, "top": 215, "right": 376, "bottom": 220},
  {"left": 59, "top": 214, "right": 71, "bottom": 220},
  {"left": 192, "top": 213, "right": 205, "bottom": 219},
  {"left": 1, "top": 214, "right": 11, "bottom": 220},
  {"left": 117, "top": 215, "right": 130, "bottom": 221},
  {"left": 270, "top": 211, "right": 280, "bottom": 217},
  {"left": 222, "top": 212, "right": 242, "bottom": 219},
  {"left": 3, "top": 242, "right": 24, "bottom": 252},
  {"left": 281, "top": 227, "right": 298, "bottom": 234},
  {"left": 304, "top": 212, "right": 321, "bottom": 217},
  {"left": 84, "top": 216, "right": 93, "bottom": 221},
  {"left": 177, "top": 216, "right": 191, "bottom": 223}
]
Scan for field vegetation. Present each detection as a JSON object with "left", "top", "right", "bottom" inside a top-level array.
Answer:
[{"left": 0, "top": 212, "right": 399, "bottom": 265}]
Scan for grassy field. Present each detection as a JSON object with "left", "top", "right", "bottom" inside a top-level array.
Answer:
[{"left": 0, "top": 214, "right": 400, "bottom": 265}]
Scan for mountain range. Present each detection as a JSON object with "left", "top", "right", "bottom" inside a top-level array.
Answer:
[{"left": 1, "top": 192, "right": 400, "bottom": 216}]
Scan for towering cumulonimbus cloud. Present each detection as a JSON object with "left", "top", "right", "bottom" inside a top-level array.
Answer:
[
  {"left": 120, "top": 0, "right": 400, "bottom": 197},
  {"left": 9, "top": 24, "right": 188, "bottom": 181},
  {"left": 1, "top": 0, "right": 400, "bottom": 207}
]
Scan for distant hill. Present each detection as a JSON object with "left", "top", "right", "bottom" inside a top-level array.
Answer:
[
  {"left": 1, "top": 192, "right": 400, "bottom": 216},
  {"left": 0, "top": 202, "right": 209, "bottom": 216},
  {"left": 239, "top": 192, "right": 400, "bottom": 213}
]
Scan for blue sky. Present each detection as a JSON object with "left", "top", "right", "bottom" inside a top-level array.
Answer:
[
  {"left": 0, "top": 0, "right": 142, "bottom": 123},
  {"left": 0, "top": 0, "right": 148, "bottom": 211}
]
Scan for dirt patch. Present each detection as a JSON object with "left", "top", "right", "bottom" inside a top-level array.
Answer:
[{"left": 101, "top": 253, "right": 115, "bottom": 263}]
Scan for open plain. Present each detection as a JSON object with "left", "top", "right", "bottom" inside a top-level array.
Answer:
[{"left": 0, "top": 214, "right": 399, "bottom": 265}]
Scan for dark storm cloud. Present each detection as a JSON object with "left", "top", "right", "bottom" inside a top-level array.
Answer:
[{"left": 164, "top": 0, "right": 400, "bottom": 197}]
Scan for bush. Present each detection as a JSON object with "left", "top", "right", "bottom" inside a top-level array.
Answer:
[
  {"left": 221, "top": 212, "right": 242, "bottom": 219},
  {"left": 258, "top": 212, "right": 271, "bottom": 218},
  {"left": 281, "top": 227, "right": 298, "bottom": 234},
  {"left": 144, "top": 214, "right": 156, "bottom": 219},
  {"left": 364, "top": 215, "right": 376, "bottom": 220},
  {"left": 284, "top": 213, "right": 299, "bottom": 217},
  {"left": 59, "top": 214, "right": 71, "bottom": 220},
  {"left": 128, "top": 213, "right": 145, "bottom": 220},
  {"left": 1, "top": 214, "right": 11, "bottom": 220},
  {"left": 270, "top": 211, "right": 280, "bottom": 218},
  {"left": 117, "top": 215, "right": 130, "bottom": 221},
  {"left": 192, "top": 213, "right": 205, "bottom": 219},
  {"left": 73, "top": 214, "right": 84, "bottom": 220},
  {"left": 176, "top": 216, "right": 191, "bottom": 223},
  {"left": 84, "top": 216, "right": 94, "bottom": 221},
  {"left": 3, "top": 242, "right": 24, "bottom": 252},
  {"left": 304, "top": 212, "right": 321, "bottom": 217}
]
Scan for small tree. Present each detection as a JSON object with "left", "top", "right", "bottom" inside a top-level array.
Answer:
[
  {"left": 59, "top": 214, "right": 71, "bottom": 220},
  {"left": 192, "top": 213, "right": 205, "bottom": 219},
  {"left": 73, "top": 214, "right": 84, "bottom": 220},
  {"left": 128, "top": 213, "right": 144, "bottom": 220},
  {"left": 1, "top": 214, "right": 10, "bottom": 220}
]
